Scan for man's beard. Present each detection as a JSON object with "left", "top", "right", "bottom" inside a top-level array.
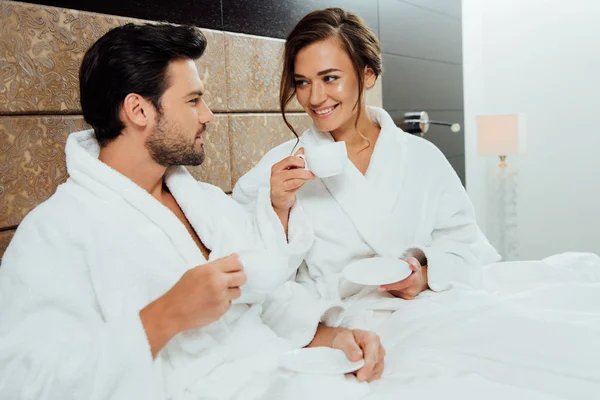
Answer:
[{"left": 145, "top": 115, "right": 206, "bottom": 167}]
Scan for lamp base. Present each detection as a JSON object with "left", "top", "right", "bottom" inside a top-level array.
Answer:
[{"left": 499, "top": 155, "right": 507, "bottom": 167}]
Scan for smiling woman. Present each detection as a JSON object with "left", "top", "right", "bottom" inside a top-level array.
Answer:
[
  {"left": 231, "top": 8, "right": 600, "bottom": 399},
  {"left": 235, "top": 5, "right": 501, "bottom": 308},
  {"left": 280, "top": 8, "right": 382, "bottom": 157},
  {"left": 233, "top": 5, "right": 500, "bottom": 381}
]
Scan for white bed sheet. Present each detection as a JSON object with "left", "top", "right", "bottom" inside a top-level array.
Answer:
[{"left": 357, "top": 252, "right": 600, "bottom": 400}]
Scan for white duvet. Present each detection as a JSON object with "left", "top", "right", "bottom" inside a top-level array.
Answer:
[{"left": 363, "top": 252, "right": 600, "bottom": 399}]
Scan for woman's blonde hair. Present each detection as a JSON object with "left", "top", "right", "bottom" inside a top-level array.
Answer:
[{"left": 280, "top": 8, "right": 382, "bottom": 141}]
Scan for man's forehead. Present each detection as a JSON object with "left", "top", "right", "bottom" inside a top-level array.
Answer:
[{"left": 165, "top": 59, "right": 204, "bottom": 93}]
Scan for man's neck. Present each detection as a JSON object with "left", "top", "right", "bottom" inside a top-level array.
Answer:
[{"left": 98, "top": 134, "right": 167, "bottom": 201}]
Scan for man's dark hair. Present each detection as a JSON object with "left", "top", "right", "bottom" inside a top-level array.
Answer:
[{"left": 79, "top": 23, "right": 207, "bottom": 146}]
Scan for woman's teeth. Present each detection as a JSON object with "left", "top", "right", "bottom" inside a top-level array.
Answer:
[{"left": 314, "top": 105, "right": 337, "bottom": 115}]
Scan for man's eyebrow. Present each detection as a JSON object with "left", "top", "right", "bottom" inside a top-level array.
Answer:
[{"left": 185, "top": 90, "right": 204, "bottom": 97}]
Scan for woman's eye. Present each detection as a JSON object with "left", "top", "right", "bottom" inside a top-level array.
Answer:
[
  {"left": 294, "top": 80, "right": 308, "bottom": 87},
  {"left": 189, "top": 98, "right": 199, "bottom": 105},
  {"left": 324, "top": 75, "right": 339, "bottom": 83}
]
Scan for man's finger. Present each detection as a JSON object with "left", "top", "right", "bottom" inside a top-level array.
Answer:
[
  {"left": 368, "top": 360, "right": 385, "bottom": 382},
  {"left": 226, "top": 271, "right": 247, "bottom": 288},
  {"left": 216, "top": 254, "right": 243, "bottom": 273},
  {"left": 227, "top": 287, "right": 242, "bottom": 300}
]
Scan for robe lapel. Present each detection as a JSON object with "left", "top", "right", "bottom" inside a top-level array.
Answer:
[
  {"left": 66, "top": 130, "right": 206, "bottom": 270},
  {"left": 307, "top": 107, "right": 409, "bottom": 258},
  {"left": 164, "top": 167, "right": 224, "bottom": 259}
]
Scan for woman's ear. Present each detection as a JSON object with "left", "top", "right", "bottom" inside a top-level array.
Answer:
[{"left": 363, "top": 66, "right": 377, "bottom": 90}]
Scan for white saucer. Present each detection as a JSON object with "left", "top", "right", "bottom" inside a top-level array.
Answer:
[
  {"left": 343, "top": 257, "right": 412, "bottom": 285},
  {"left": 279, "top": 347, "right": 365, "bottom": 374}
]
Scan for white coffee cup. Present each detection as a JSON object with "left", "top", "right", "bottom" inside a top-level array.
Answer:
[
  {"left": 236, "top": 249, "right": 288, "bottom": 296},
  {"left": 300, "top": 141, "right": 347, "bottom": 178}
]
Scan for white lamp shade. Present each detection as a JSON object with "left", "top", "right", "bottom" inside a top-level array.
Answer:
[{"left": 476, "top": 114, "right": 526, "bottom": 156}]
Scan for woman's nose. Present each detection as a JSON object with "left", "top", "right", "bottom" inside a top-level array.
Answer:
[{"left": 309, "top": 82, "right": 327, "bottom": 106}]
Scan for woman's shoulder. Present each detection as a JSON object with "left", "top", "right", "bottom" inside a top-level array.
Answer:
[{"left": 403, "top": 131, "right": 448, "bottom": 163}]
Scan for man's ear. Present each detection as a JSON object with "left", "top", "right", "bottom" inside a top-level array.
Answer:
[
  {"left": 363, "top": 66, "right": 377, "bottom": 90},
  {"left": 121, "top": 93, "right": 155, "bottom": 129}
]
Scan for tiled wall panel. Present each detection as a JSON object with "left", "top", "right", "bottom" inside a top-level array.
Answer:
[{"left": 0, "top": 1, "right": 383, "bottom": 253}]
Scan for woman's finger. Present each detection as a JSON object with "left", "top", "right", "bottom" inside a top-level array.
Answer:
[
  {"left": 378, "top": 274, "right": 414, "bottom": 292},
  {"left": 405, "top": 256, "right": 421, "bottom": 272},
  {"left": 281, "top": 168, "right": 315, "bottom": 182},
  {"left": 283, "top": 178, "right": 309, "bottom": 191},
  {"left": 272, "top": 155, "right": 306, "bottom": 172}
]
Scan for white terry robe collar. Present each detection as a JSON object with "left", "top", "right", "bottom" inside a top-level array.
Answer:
[
  {"left": 300, "top": 106, "right": 409, "bottom": 258},
  {"left": 65, "top": 129, "right": 213, "bottom": 269}
]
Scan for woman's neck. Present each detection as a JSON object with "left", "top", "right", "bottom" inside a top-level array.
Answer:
[{"left": 330, "top": 106, "right": 380, "bottom": 152}]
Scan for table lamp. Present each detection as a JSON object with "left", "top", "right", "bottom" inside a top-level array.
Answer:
[{"left": 476, "top": 114, "right": 526, "bottom": 166}]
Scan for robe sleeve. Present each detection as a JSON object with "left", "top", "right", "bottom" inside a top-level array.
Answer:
[
  {"left": 0, "top": 215, "right": 159, "bottom": 400},
  {"left": 403, "top": 151, "right": 500, "bottom": 291},
  {"left": 231, "top": 141, "right": 315, "bottom": 279},
  {"left": 232, "top": 143, "right": 345, "bottom": 347}
]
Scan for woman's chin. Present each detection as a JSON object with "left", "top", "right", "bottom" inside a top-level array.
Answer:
[{"left": 312, "top": 119, "right": 340, "bottom": 133}]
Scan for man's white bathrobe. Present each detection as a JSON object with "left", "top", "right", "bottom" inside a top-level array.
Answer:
[
  {"left": 0, "top": 130, "right": 366, "bottom": 400},
  {"left": 233, "top": 107, "right": 600, "bottom": 398}
]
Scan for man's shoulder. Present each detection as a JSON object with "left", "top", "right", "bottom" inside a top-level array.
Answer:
[
  {"left": 195, "top": 180, "right": 230, "bottom": 198},
  {"left": 15, "top": 180, "right": 95, "bottom": 243}
]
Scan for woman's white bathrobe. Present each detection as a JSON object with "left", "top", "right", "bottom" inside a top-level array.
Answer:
[
  {"left": 0, "top": 130, "right": 364, "bottom": 400},
  {"left": 233, "top": 107, "right": 600, "bottom": 398},
  {"left": 234, "top": 106, "right": 500, "bottom": 329}
]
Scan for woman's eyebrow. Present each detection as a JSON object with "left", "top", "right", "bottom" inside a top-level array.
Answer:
[{"left": 294, "top": 68, "right": 342, "bottom": 78}]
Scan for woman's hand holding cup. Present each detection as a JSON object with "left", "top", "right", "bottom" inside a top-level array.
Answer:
[{"left": 270, "top": 147, "right": 315, "bottom": 214}]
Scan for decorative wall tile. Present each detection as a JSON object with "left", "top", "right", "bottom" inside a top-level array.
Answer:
[
  {"left": 225, "top": 32, "right": 303, "bottom": 112},
  {"left": 195, "top": 29, "right": 227, "bottom": 112},
  {"left": 0, "top": 229, "right": 15, "bottom": 261},
  {"left": 0, "top": 115, "right": 87, "bottom": 229},
  {"left": 23, "top": 0, "right": 223, "bottom": 31},
  {"left": 0, "top": 1, "right": 227, "bottom": 114},
  {"left": 185, "top": 114, "right": 232, "bottom": 192},
  {"left": 229, "top": 113, "right": 311, "bottom": 187},
  {"left": 0, "top": 114, "right": 232, "bottom": 229}
]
